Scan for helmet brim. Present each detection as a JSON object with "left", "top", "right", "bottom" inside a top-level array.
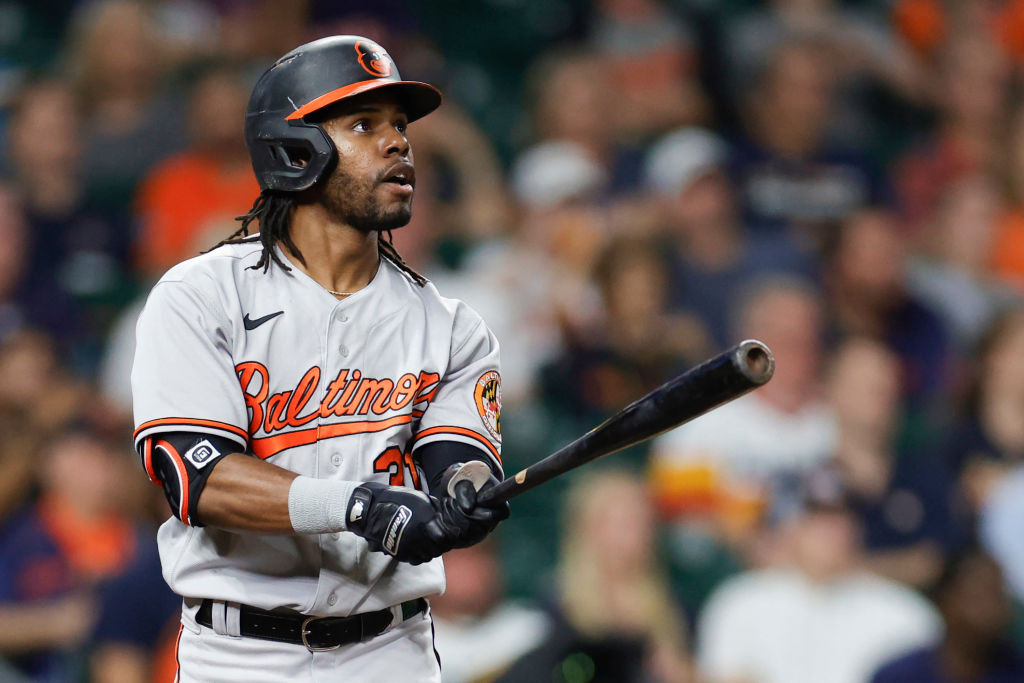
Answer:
[{"left": 284, "top": 79, "right": 442, "bottom": 123}]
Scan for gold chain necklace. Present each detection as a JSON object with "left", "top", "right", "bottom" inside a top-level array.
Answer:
[{"left": 327, "top": 289, "right": 356, "bottom": 297}]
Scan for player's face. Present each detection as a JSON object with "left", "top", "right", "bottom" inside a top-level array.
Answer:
[{"left": 317, "top": 91, "right": 415, "bottom": 233}]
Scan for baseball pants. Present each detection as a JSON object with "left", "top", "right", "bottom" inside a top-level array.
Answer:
[{"left": 172, "top": 605, "right": 441, "bottom": 682}]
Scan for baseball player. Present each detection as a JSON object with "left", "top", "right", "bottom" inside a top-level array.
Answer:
[{"left": 131, "top": 35, "right": 509, "bottom": 682}]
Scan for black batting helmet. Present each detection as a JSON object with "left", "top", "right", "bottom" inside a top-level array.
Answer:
[{"left": 245, "top": 35, "right": 441, "bottom": 193}]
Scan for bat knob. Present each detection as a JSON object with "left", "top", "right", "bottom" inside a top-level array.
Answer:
[{"left": 444, "top": 461, "right": 492, "bottom": 497}]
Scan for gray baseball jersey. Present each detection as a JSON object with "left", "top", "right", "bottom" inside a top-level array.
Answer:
[{"left": 131, "top": 240, "right": 502, "bottom": 617}]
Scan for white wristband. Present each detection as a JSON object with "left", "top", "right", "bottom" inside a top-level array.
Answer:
[{"left": 288, "top": 476, "right": 360, "bottom": 534}]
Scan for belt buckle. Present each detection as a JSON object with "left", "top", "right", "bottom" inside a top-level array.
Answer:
[{"left": 300, "top": 616, "right": 341, "bottom": 652}]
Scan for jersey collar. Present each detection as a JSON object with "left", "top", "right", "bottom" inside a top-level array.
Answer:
[{"left": 272, "top": 244, "right": 406, "bottom": 318}]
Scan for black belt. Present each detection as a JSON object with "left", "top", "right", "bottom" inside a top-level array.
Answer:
[{"left": 196, "top": 598, "right": 427, "bottom": 652}]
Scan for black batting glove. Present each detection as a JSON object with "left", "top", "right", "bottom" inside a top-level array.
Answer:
[
  {"left": 434, "top": 473, "right": 510, "bottom": 549},
  {"left": 346, "top": 483, "right": 455, "bottom": 565}
]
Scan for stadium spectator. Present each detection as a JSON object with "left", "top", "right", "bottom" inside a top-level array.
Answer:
[
  {"left": 0, "top": 592, "right": 94, "bottom": 682},
  {"left": 436, "top": 140, "right": 607, "bottom": 409},
  {"left": 0, "top": 184, "right": 84, "bottom": 357},
  {"left": 651, "top": 276, "right": 836, "bottom": 550},
  {"left": 956, "top": 312, "right": 1024, "bottom": 604},
  {"left": 895, "top": 32, "right": 1011, "bottom": 235},
  {"left": 96, "top": 297, "right": 145, "bottom": 423},
  {"left": 827, "top": 337, "right": 961, "bottom": 588},
  {"left": 216, "top": 0, "right": 310, "bottom": 71},
  {"left": 0, "top": 427, "right": 140, "bottom": 679},
  {"left": 588, "top": 0, "right": 707, "bottom": 142},
  {"left": 871, "top": 548, "right": 1024, "bottom": 683},
  {"left": 730, "top": 37, "right": 886, "bottom": 236},
  {"left": 823, "top": 208, "right": 952, "bottom": 416},
  {"left": 979, "top": 464, "right": 1024, "bottom": 607},
  {"left": 67, "top": 0, "right": 186, "bottom": 212},
  {"left": 644, "top": 127, "right": 813, "bottom": 347},
  {"left": 500, "top": 470, "right": 693, "bottom": 683},
  {"left": 149, "top": 0, "right": 221, "bottom": 69},
  {"left": 5, "top": 77, "right": 135, "bottom": 371},
  {"left": 907, "top": 174, "right": 1019, "bottom": 351},
  {"left": 134, "top": 64, "right": 259, "bottom": 277},
  {"left": 893, "top": 0, "right": 1024, "bottom": 65},
  {"left": 698, "top": 468, "right": 941, "bottom": 683},
  {"left": 88, "top": 484, "right": 181, "bottom": 683},
  {"left": 519, "top": 50, "right": 632, "bottom": 190},
  {"left": 541, "top": 236, "right": 707, "bottom": 425},
  {"left": 723, "top": 0, "right": 930, "bottom": 150},
  {"left": 940, "top": 312, "right": 1024, "bottom": 526},
  {"left": 431, "top": 542, "right": 548, "bottom": 683},
  {"left": 0, "top": 330, "right": 85, "bottom": 523},
  {"left": 991, "top": 104, "right": 1024, "bottom": 290}
]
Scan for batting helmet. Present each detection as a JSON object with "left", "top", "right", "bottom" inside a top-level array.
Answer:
[{"left": 245, "top": 35, "right": 442, "bottom": 193}]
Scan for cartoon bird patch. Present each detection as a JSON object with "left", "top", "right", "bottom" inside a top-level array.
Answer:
[{"left": 474, "top": 371, "right": 502, "bottom": 442}]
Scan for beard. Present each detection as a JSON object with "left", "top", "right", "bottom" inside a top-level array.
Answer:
[{"left": 318, "top": 162, "right": 412, "bottom": 233}]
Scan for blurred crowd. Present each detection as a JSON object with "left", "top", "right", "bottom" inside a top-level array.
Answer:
[{"left": 3, "top": 0, "right": 1024, "bottom": 681}]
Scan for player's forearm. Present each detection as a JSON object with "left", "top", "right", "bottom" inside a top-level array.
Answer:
[
  {"left": 196, "top": 454, "right": 360, "bottom": 536},
  {"left": 196, "top": 453, "right": 299, "bottom": 532},
  {"left": 195, "top": 454, "right": 468, "bottom": 563}
]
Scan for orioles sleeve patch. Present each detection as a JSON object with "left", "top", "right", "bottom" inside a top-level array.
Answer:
[{"left": 474, "top": 370, "right": 501, "bottom": 442}]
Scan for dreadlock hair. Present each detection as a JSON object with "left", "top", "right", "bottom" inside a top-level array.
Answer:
[{"left": 211, "top": 190, "right": 428, "bottom": 287}]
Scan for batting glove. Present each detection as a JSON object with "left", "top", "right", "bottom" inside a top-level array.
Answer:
[{"left": 346, "top": 483, "right": 454, "bottom": 565}]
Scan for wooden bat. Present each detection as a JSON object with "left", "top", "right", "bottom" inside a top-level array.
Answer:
[{"left": 476, "top": 339, "right": 775, "bottom": 505}]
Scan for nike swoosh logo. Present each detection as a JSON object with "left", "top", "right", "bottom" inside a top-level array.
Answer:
[{"left": 243, "top": 311, "right": 284, "bottom": 330}]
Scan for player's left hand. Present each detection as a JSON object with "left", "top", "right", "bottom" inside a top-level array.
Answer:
[{"left": 435, "top": 474, "right": 510, "bottom": 549}]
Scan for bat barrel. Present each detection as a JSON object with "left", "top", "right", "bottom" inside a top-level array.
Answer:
[{"left": 478, "top": 339, "right": 775, "bottom": 506}]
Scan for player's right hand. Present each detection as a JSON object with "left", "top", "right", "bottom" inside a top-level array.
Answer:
[{"left": 346, "top": 482, "right": 455, "bottom": 565}]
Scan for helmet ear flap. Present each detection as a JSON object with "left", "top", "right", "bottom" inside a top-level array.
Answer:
[{"left": 247, "top": 117, "right": 336, "bottom": 192}]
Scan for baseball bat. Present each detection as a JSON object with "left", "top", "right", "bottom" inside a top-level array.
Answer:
[{"left": 476, "top": 339, "right": 775, "bottom": 505}]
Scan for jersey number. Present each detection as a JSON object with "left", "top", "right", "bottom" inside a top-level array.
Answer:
[{"left": 373, "top": 447, "right": 422, "bottom": 488}]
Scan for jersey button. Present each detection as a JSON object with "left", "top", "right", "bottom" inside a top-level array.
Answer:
[
  {"left": 327, "top": 593, "right": 337, "bottom": 606},
  {"left": 339, "top": 315, "right": 349, "bottom": 323},
  {"left": 330, "top": 533, "right": 340, "bottom": 540},
  {"left": 331, "top": 454, "right": 342, "bottom": 467},
  {"left": 340, "top": 345, "right": 349, "bottom": 357}
]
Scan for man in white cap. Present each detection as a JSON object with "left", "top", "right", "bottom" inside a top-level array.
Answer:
[{"left": 644, "top": 127, "right": 811, "bottom": 347}]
